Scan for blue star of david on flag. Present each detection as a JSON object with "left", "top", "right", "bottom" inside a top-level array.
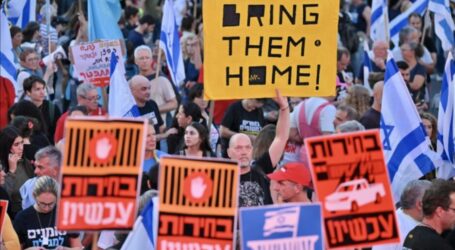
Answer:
[{"left": 380, "top": 116, "right": 394, "bottom": 151}]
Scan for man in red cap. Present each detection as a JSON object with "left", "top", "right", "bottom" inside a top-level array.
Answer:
[{"left": 268, "top": 162, "right": 313, "bottom": 203}]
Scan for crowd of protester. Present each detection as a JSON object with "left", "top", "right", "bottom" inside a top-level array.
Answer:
[{"left": 2, "top": 0, "right": 455, "bottom": 249}]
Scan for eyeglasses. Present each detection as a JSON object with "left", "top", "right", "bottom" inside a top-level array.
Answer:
[
  {"left": 81, "top": 95, "right": 101, "bottom": 101},
  {"left": 36, "top": 200, "right": 56, "bottom": 209}
]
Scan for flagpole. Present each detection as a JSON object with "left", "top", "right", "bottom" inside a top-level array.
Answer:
[
  {"left": 384, "top": 0, "right": 390, "bottom": 44},
  {"left": 421, "top": 10, "right": 430, "bottom": 45},
  {"left": 46, "top": 0, "right": 51, "bottom": 54},
  {"left": 155, "top": 47, "right": 162, "bottom": 78}
]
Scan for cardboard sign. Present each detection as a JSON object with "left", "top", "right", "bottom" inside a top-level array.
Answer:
[
  {"left": 56, "top": 117, "right": 146, "bottom": 231},
  {"left": 305, "top": 130, "right": 400, "bottom": 249},
  {"left": 0, "top": 200, "right": 8, "bottom": 235},
  {"left": 71, "top": 40, "right": 122, "bottom": 87},
  {"left": 203, "top": 0, "right": 339, "bottom": 100},
  {"left": 240, "top": 203, "right": 324, "bottom": 250},
  {"left": 157, "top": 157, "right": 239, "bottom": 250}
]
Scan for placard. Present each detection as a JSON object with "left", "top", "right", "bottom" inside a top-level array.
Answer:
[
  {"left": 203, "top": 0, "right": 339, "bottom": 99},
  {"left": 56, "top": 117, "right": 146, "bottom": 231},
  {"left": 71, "top": 40, "right": 122, "bottom": 87},
  {"left": 305, "top": 130, "right": 400, "bottom": 249},
  {"left": 157, "top": 157, "right": 239, "bottom": 250},
  {"left": 240, "top": 203, "right": 324, "bottom": 250}
]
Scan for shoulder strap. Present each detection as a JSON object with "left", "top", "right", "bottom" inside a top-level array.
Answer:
[{"left": 309, "top": 101, "right": 332, "bottom": 129}]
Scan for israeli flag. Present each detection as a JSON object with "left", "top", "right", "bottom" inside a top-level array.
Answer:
[
  {"left": 370, "top": 0, "right": 389, "bottom": 42},
  {"left": 389, "top": 0, "right": 428, "bottom": 46},
  {"left": 2, "top": 0, "right": 36, "bottom": 29},
  {"left": 263, "top": 206, "right": 300, "bottom": 237},
  {"left": 437, "top": 52, "right": 455, "bottom": 178},
  {"left": 0, "top": 9, "right": 17, "bottom": 87},
  {"left": 121, "top": 197, "right": 157, "bottom": 250},
  {"left": 381, "top": 54, "right": 441, "bottom": 200},
  {"left": 362, "top": 40, "right": 373, "bottom": 94},
  {"left": 429, "top": 0, "right": 455, "bottom": 51},
  {"left": 108, "top": 52, "right": 140, "bottom": 117},
  {"left": 159, "top": 0, "right": 186, "bottom": 86}
]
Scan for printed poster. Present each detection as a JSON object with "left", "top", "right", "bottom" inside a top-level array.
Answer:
[
  {"left": 305, "top": 130, "right": 400, "bottom": 249},
  {"left": 56, "top": 117, "right": 146, "bottom": 231},
  {"left": 71, "top": 40, "right": 122, "bottom": 87},
  {"left": 203, "top": 0, "right": 339, "bottom": 99},
  {"left": 157, "top": 156, "right": 239, "bottom": 250},
  {"left": 240, "top": 203, "right": 324, "bottom": 250}
]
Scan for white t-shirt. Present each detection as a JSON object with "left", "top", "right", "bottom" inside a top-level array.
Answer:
[{"left": 392, "top": 46, "right": 433, "bottom": 65}]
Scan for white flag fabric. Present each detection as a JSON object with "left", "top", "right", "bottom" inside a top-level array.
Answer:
[
  {"left": 108, "top": 52, "right": 140, "bottom": 117},
  {"left": 2, "top": 0, "right": 36, "bottom": 28},
  {"left": 428, "top": 0, "right": 455, "bottom": 51},
  {"left": 362, "top": 40, "right": 373, "bottom": 94},
  {"left": 159, "top": 0, "right": 186, "bottom": 86},
  {"left": 263, "top": 206, "right": 300, "bottom": 237},
  {"left": 381, "top": 54, "right": 441, "bottom": 200},
  {"left": 121, "top": 197, "right": 157, "bottom": 250},
  {"left": 437, "top": 52, "right": 455, "bottom": 178},
  {"left": 0, "top": 9, "right": 17, "bottom": 87},
  {"left": 389, "top": 0, "right": 428, "bottom": 46},
  {"left": 370, "top": 0, "right": 389, "bottom": 42}
]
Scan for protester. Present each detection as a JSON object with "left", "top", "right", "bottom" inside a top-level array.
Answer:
[
  {"left": 177, "top": 122, "right": 214, "bottom": 157},
  {"left": 227, "top": 89, "right": 289, "bottom": 207},
  {"left": 0, "top": 126, "right": 34, "bottom": 218},
  {"left": 20, "top": 146, "right": 62, "bottom": 209},
  {"left": 333, "top": 104, "right": 359, "bottom": 128},
  {"left": 360, "top": 81, "right": 384, "bottom": 129},
  {"left": 13, "top": 176, "right": 83, "bottom": 249},
  {"left": 268, "top": 162, "right": 313, "bottom": 203},
  {"left": 167, "top": 102, "right": 203, "bottom": 154},
  {"left": 403, "top": 179, "right": 455, "bottom": 250}
]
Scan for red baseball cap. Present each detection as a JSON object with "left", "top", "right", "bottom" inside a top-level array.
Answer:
[{"left": 267, "top": 162, "right": 312, "bottom": 188}]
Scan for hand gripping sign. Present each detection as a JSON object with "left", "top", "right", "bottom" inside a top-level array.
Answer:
[{"left": 56, "top": 117, "right": 147, "bottom": 231}]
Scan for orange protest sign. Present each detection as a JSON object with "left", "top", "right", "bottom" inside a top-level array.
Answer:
[
  {"left": 157, "top": 157, "right": 239, "bottom": 250},
  {"left": 305, "top": 130, "right": 400, "bottom": 249},
  {"left": 56, "top": 117, "right": 146, "bottom": 231},
  {"left": 0, "top": 200, "right": 8, "bottom": 235}
]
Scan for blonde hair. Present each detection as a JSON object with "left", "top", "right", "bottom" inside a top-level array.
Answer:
[{"left": 33, "top": 176, "right": 59, "bottom": 198}]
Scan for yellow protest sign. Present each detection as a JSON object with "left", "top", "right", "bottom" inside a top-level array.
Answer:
[{"left": 203, "top": 0, "right": 339, "bottom": 100}]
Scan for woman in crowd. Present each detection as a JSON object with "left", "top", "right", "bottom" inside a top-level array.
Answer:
[
  {"left": 188, "top": 84, "right": 219, "bottom": 153},
  {"left": 167, "top": 102, "right": 203, "bottom": 154},
  {"left": 178, "top": 122, "right": 214, "bottom": 157},
  {"left": 0, "top": 126, "right": 34, "bottom": 218},
  {"left": 16, "top": 49, "right": 54, "bottom": 100},
  {"left": 10, "top": 116, "right": 41, "bottom": 162},
  {"left": 401, "top": 41, "right": 428, "bottom": 110},
  {"left": 13, "top": 176, "right": 83, "bottom": 249},
  {"left": 9, "top": 100, "right": 50, "bottom": 151},
  {"left": 420, "top": 112, "right": 437, "bottom": 150}
]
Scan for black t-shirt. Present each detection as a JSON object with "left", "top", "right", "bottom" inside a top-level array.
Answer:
[
  {"left": 408, "top": 63, "right": 427, "bottom": 104},
  {"left": 138, "top": 100, "right": 164, "bottom": 133},
  {"left": 39, "top": 100, "right": 62, "bottom": 144},
  {"left": 359, "top": 108, "right": 381, "bottom": 129},
  {"left": 13, "top": 206, "right": 79, "bottom": 248},
  {"left": 221, "top": 101, "right": 265, "bottom": 158},
  {"left": 403, "top": 225, "right": 453, "bottom": 250},
  {"left": 239, "top": 152, "right": 273, "bottom": 207}
]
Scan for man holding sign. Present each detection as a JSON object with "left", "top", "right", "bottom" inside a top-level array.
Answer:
[{"left": 227, "top": 89, "right": 289, "bottom": 207}]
